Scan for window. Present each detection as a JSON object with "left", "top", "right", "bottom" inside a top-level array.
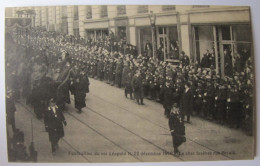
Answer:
[
  {"left": 162, "top": 5, "right": 176, "bottom": 11},
  {"left": 192, "top": 5, "right": 210, "bottom": 8},
  {"left": 137, "top": 5, "right": 148, "bottom": 14},
  {"left": 86, "top": 6, "right": 92, "bottom": 19},
  {"left": 193, "top": 26, "right": 215, "bottom": 65},
  {"left": 193, "top": 24, "right": 252, "bottom": 76},
  {"left": 117, "top": 5, "right": 126, "bottom": 15},
  {"left": 74, "top": 6, "right": 79, "bottom": 20},
  {"left": 53, "top": 7, "right": 56, "bottom": 24},
  {"left": 61, "top": 6, "right": 67, "bottom": 18},
  {"left": 100, "top": 5, "right": 108, "bottom": 18}
]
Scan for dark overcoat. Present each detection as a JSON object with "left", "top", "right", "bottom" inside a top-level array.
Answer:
[
  {"left": 72, "top": 81, "right": 87, "bottom": 110},
  {"left": 180, "top": 89, "right": 193, "bottom": 116},
  {"left": 44, "top": 106, "right": 65, "bottom": 143},
  {"left": 169, "top": 114, "right": 185, "bottom": 147},
  {"left": 131, "top": 75, "right": 144, "bottom": 100},
  {"left": 161, "top": 85, "right": 174, "bottom": 109}
]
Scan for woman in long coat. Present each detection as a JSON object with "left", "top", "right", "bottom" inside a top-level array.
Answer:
[{"left": 71, "top": 75, "right": 88, "bottom": 113}]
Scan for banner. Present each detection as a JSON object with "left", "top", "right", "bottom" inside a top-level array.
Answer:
[{"left": 5, "top": 17, "right": 32, "bottom": 29}]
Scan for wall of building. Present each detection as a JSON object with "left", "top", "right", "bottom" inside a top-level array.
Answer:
[{"left": 9, "top": 5, "right": 251, "bottom": 61}]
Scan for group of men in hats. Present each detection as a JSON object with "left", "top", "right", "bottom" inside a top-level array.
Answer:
[{"left": 6, "top": 25, "right": 254, "bottom": 158}]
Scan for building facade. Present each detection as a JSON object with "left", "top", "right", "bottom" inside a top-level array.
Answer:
[{"left": 9, "top": 5, "right": 252, "bottom": 77}]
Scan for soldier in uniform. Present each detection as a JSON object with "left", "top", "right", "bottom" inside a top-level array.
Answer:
[
  {"left": 215, "top": 82, "right": 227, "bottom": 124},
  {"left": 169, "top": 109, "right": 186, "bottom": 156},
  {"left": 115, "top": 58, "right": 123, "bottom": 88},
  {"left": 227, "top": 85, "right": 242, "bottom": 128},
  {"left": 108, "top": 57, "right": 116, "bottom": 85},
  {"left": 131, "top": 70, "right": 144, "bottom": 105},
  {"left": 97, "top": 56, "right": 104, "bottom": 81},
  {"left": 124, "top": 71, "right": 133, "bottom": 99},
  {"left": 193, "top": 81, "right": 203, "bottom": 116},
  {"left": 44, "top": 98, "right": 67, "bottom": 155}
]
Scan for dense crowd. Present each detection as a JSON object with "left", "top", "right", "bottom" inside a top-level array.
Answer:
[{"left": 6, "top": 27, "right": 254, "bottom": 154}]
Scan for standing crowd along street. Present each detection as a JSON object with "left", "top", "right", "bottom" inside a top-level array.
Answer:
[{"left": 5, "top": 26, "right": 254, "bottom": 160}]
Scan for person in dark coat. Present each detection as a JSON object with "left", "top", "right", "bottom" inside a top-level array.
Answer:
[
  {"left": 115, "top": 58, "right": 123, "bottom": 88},
  {"left": 131, "top": 70, "right": 144, "bottom": 105},
  {"left": 71, "top": 76, "right": 87, "bottom": 113},
  {"left": 161, "top": 81, "right": 174, "bottom": 118},
  {"left": 180, "top": 82, "right": 193, "bottom": 123},
  {"left": 6, "top": 87, "right": 17, "bottom": 131},
  {"left": 215, "top": 84, "right": 227, "bottom": 125},
  {"left": 169, "top": 109, "right": 186, "bottom": 156},
  {"left": 193, "top": 82, "right": 203, "bottom": 116},
  {"left": 224, "top": 49, "right": 233, "bottom": 77},
  {"left": 180, "top": 51, "right": 190, "bottom": 67},
  {"left": 227, "top": 85, "right": 242, "bottom": 128},
  {"left": 31, "top": 80, "right": 45, "bottom": 119},
  {"left": 125, "top": 72, "right": 133, "bottom": 99},
  {"left": 44, "top": 98, "right": 67, "bottom": 155}
]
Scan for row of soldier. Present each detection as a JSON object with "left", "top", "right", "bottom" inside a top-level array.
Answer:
[{"left": 9, "top": 27, "right": 254, "bottom": 137}]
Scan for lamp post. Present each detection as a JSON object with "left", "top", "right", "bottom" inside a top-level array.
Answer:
[{"left": 149, "top": 11, "right": 157, "bottom": 60}]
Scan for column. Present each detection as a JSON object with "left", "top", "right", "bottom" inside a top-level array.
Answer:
[
  {"left": 78, "top": 6, "right": 86, "bottom": 38},
  {"left": 180, "top": 24, "right": 191, "bottom": 57},
  {"left": 129, "top": 18, "right": 136, "bottom": 46},
  {"left": 67, "top": 6, "right": 73, "bottom": 35}
]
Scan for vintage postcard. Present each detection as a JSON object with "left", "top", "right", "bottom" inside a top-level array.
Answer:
[{"left": 5, "top": 4, "right": 255, "bottom": 162}]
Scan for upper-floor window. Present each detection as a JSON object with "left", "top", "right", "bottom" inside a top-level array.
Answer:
[
  {"left": 100, "top": 5, "right": 108, "bottom": 18},
  {"left": 61, "top": 6, "right": 67, "bottom": 18},
  {"left": 74, "top": 6, "right": 79, "bottom": 20},
  {"left": 117, "top": 5, "right": 126, "bottom": 15},
  {"left": 137, "top": 5, "right": 148, "bottom": 14},
  {"left": 86, "top": 6, "right": 92, "bottom": 19},
  {"left": 162, "top": 5, "right": 176, "bottom": 11}
]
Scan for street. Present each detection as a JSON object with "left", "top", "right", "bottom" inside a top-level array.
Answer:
[{"left": 12, "top": 78, "right": 254, "bottom": 162}]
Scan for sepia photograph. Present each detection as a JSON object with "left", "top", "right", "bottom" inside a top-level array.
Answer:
[{"left": 4, "top": 2, "right": 256, "bottom": 163}]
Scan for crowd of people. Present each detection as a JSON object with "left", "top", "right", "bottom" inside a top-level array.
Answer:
[{"left": 5, "top": 26, "right": 254, "bottom": 157}]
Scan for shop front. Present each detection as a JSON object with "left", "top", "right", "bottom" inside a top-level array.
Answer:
[
  {"left": 192, "top": 24, "right": 252, "bottom": 77},
  {"left": 85, "top": 28, "right": 109, "bottom": 41}
]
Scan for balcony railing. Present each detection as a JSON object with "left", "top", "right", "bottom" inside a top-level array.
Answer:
[
  {"left": 162, "top": 5, "right": 176, "bottom": 11},
  {"left": 192, "top": 5, "right": 210, "bottom": 8}
]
